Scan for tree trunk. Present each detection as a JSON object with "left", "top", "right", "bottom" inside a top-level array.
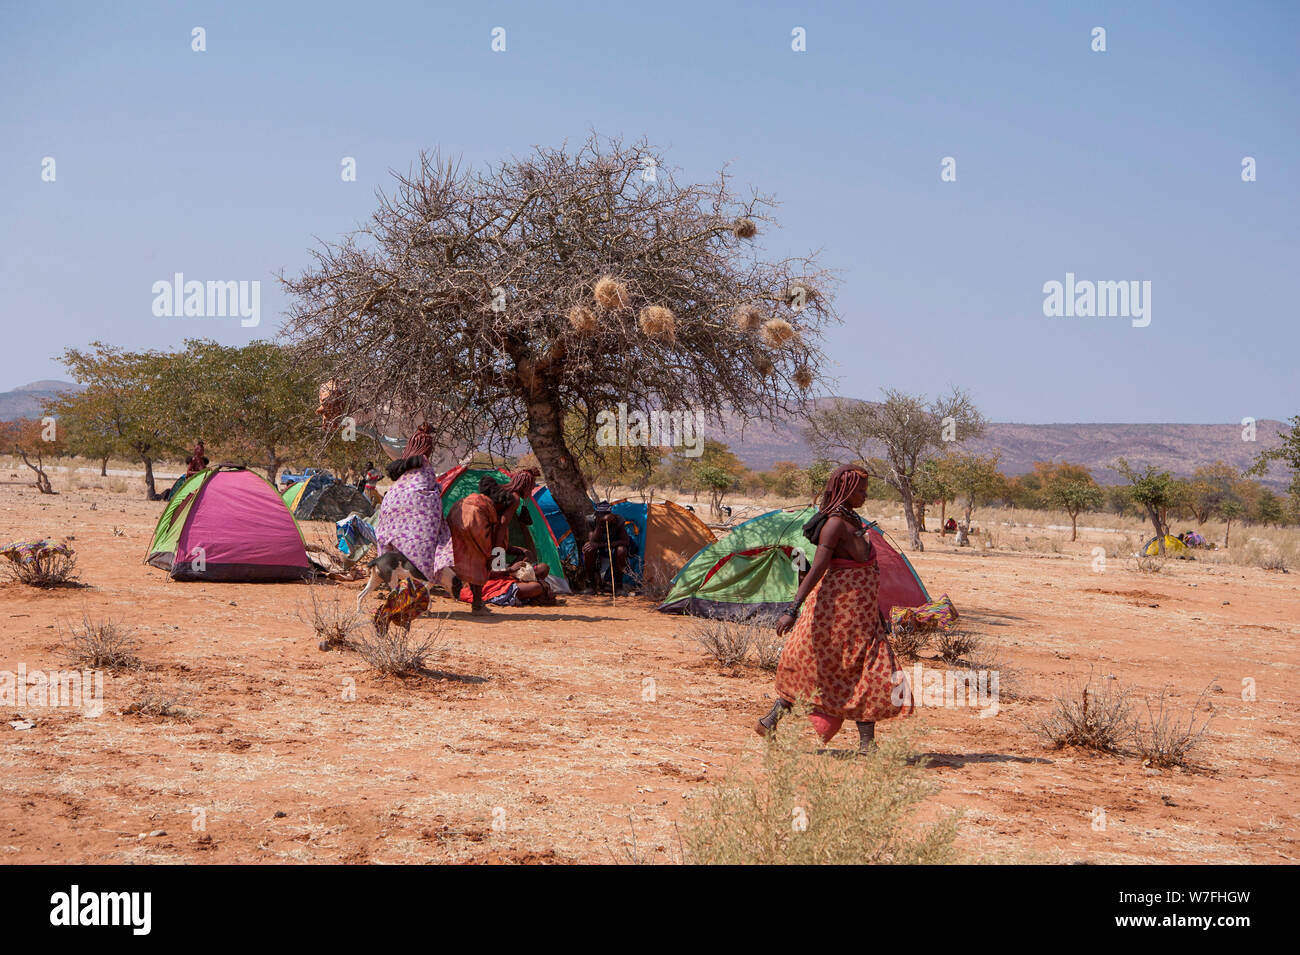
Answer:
[
  {"left": 522, "top": 392, "right": 592, "bottom": 545},
  {"left": 1224, "top": 519, "right": 1232, "bottom": 549},
  {"left": 142, "top": 454, "right": 158, "bottom": 500},
  {"left": 897, "top": 483, "right": 923, "bottom": 551},
  {"left": 939, "top": 499, "right": 947, "bottom": 534},
  {"left": 100, "top": 455, "right": 109, "bottom": 477},
  {"left": 1144, "top": 504, "right": 1166, "bottom": 554},
  {"left": 1070, "top": 511, "right": 1078, "bottom": 542},
  {"left": 914, "top": 499, "right": 926, "bottom": 532}
]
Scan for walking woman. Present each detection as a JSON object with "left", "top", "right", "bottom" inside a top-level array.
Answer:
[
  {"left": 756, "top": 464, "right": 913, "bottom": 754},
  {"left": 372, "top": 426, "right": 457, "bottom": 596}
]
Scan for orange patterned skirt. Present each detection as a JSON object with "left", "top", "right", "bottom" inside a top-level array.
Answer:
[{"left": 775, "top": 558, "right": 913, "bottom": 725}]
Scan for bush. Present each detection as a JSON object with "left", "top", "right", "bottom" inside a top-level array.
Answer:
[
  {"left": 1131, "top": 554, "right": 1166, "bottom": 575},
  {"left": 1133, "top": 686, "right": 1214, "bottom": 768},
  {"left": 686, "top": 618, "right": 755, "bottom": 668},
  {"left": 1036, "top": 671, "right": 1133, "bottom": 753},
  {"left": 299, "top": 585, "right": 363, "bottom": 650},
  {"left": 889, "top": 625, "right": 930, "bottom": 662},
  {"left": 2, "top": 549, "right": 79, "bottom": 588},
  {"left": 353, "top": 618, "right": 447, "bottom": 676},
  {"left": 752, "top": 628, "right": 785, "bottom": 670},
  {"left": 681, "top": 704, "right": 958, "bottom": 864},
  {"left": 934, "top": 628, "right": 980, "bottom": 665},
  {"left": 123, "top": 684, "right": 194, "bottom": 721},
  {"left": 66, "top": 615, "right": 140, "bottom": 669}
]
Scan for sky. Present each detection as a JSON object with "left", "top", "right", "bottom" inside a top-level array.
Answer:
[{"left": 1, "top": 0, "right": 1296, "bottom": 423}]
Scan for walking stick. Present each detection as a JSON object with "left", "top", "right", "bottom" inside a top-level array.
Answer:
[{"left": 606, "top": 522, "right": 616, "bottom": 605}]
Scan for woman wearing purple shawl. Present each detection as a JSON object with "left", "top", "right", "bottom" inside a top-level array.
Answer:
[{"left": 372, "top": 426, "right": 456, "bottom": 594}]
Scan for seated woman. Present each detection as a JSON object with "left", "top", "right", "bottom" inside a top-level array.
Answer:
[{"left": 458, "top": 561, "right": 558, "bottom": 608}]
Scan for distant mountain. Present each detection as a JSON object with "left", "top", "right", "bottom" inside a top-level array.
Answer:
[
  {"left": 702, "top": 399, "right": 1288, "bottom": 488},
  {"left": 0, "top": 379, "right": 83, "bottom": 420}
]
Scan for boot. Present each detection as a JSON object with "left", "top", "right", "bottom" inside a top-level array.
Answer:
[
  {"left": 755, "top": 699, "right": 791, "bottom": 737},
  {"left": 856, "top": 720, "right": 877, "bottom": 755}
]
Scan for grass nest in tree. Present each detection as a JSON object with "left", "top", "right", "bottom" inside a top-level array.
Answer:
[
  {"left": 567, "top": 304, "right": 598, "bottom": 334},
  {"left": 761, "top": 318, "right": 797, "bottom": 347},
  {"left": 754, "top": 355, "right": 775, "bottom": 377},
  {"left": 733, "top": 305, "right": 763, "bottom": 332},
  {"left": 638, "top": 304, "right": 677, "bottom": 341},
  {"left": 793, "top": 365, "right": 815, "bottom": 391},
  {"left": 733, "top": 218, "right": 758, "bottom": 239},
  {"left": 593, "top": 275, "right": 629, "bottom": 310}
]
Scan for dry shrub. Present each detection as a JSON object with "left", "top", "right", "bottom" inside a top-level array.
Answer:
[
  {"left": 66, "top": 615, "right": 140, "bottom": 670},
  {"left": 792, "top": 365, "right": 814, "bottom": 391},
  {"left": 682, "top": 706, "right": 958, "bottom": 864},
  {"left": 3, "top": 549, "right": 80, "bottom": 588},
  {"left": 1132, "top": 554, "right": 1167, "bottom": 575},
  {"left": 593, "top": 275, "right": 629, "bottom": 309},
  {"left": 1036, "top": 671, "right": 1133, "bottom": 753},
  {"left": 686, "top": 618, "right": 755, "bottom": 668},
  {"left": 1133, "top": 686, "right": 1214, "bottom": 768},
  {"left": 889, "top": 625, "right": 930, "bottom": 663},
  {"left": 299, "top": 585, "right": 364, "bottom": 650},
  {"left": 752, "top": 628, "right": 785, "bottom": 670},
  {"left": 638, "top": 305, "right": 676, "bottom": 341},
  {"left": 124, "top": 684, "right": 194, "bottom": 721},
  {"left": 733, "top": 305, "right": 763, "bottom": 332},
  {"left": 760, "top": 318, "right": 796, "bottom": 347},
  {"left": 635, "top": 561, "right": 676, "bottom": 603},
  {"left": 353, "top": 616, "right": 448, "bottom": 676},
  {"left": 934, "top": 627, "right": 982, "bottom": 665},
  {"left": 567, "top": 304, "right": 598, "bottom": 334},
  {"left": 1244, "top": 540, "right": 1289, "bottom": 572},
  {"left": 732, "top": 217, "right": 758, "bottom": 239}
]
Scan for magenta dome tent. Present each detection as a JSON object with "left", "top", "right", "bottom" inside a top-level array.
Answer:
[{"left": 146, "top": 466, "right": 311, "bottom": 582}]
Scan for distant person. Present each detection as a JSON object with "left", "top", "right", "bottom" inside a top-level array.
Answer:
[
  {"left": 582, "top": 501, "right": 632, "bottom": 595},
  {"left": 361, "top": 461, "right": 383, "bottom": 505},
  {"left": 185, "top": 440, "right": 207, "bottom": 476}
]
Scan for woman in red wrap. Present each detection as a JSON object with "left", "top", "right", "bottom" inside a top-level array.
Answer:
[{"left": 756, "top": 464, "right": 913, "bottom": 754}]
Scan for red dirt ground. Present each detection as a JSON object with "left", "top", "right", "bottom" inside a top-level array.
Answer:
[{"left": 1, "top": 482, "right": 1296, "bottom": 863}]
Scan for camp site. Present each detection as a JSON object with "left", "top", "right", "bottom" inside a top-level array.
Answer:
[{"left": 0, "top": 4, "right": 1294, "bottom": 919}]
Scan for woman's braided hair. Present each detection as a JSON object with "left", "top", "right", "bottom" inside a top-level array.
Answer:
[{"left": 820, "top": 464, "right": 869, "bottom": 514}]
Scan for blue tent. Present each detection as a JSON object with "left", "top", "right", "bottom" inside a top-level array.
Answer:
[{"left": 532, "top": 489, "right": 647, "bottom": 587}]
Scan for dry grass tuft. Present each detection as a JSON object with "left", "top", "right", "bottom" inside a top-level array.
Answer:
[
  {"left": 761, "top": 318, "right": 797, "bottom": 347},
  {"left": 686, "top": 618, "right": 755, "bottom": 668},
  {"left": 593, "top": 275, "right": 629, "bottom": 309},
  {"left": 889, "top": 625, "right": 930, "bottom": 663},
  {"left": 682, "top": 704, "right": 958, "bottom": 864},
  {"left": 3, "top": 548, "right": 80, "bottom": 588},
  {"left": 934, "top": 628, "right": 981, "bottom": 665},
  {"left": 66, "top": 615, "right": 141, "bottom": 670},
  {"left": 638, "top": 305, "right": 677, "bottom": 341},
  {"left": 1133, "top": 686, "right": 1214, "bottom": 768},
  {"left": 1132, "top": 554, "right": 1167, "bottom": 575},
  {"left": 353, "top": 617, "right": 448, "bottom": 676},
  {"left": 752, "top": 628, "right": 785, "bottom": 670},
  {"left": 1036, "top": 671, "right": 1133, "bottom": 753},
  {"left": 124, "top": 684, "right": 194, "bottom": 721},
  {"left": 299, "top": 585, "right": 364, "bottom": 650}
]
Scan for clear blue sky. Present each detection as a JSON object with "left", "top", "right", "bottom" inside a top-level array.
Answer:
[{"left": 2, "top": 0, "right": 1296, "bottom": 423}]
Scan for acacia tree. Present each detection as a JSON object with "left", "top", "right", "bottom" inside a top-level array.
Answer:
[
  {"left": 1116, "top": 458, "right": 1177, "bottom": 554},
  {"left": 804, "top": 389, "right": 986, "bottom": 549},
  {"left": 1, "top": 418, "right": 62, "bottom": 494},
  {"left": 1250, "top": 414, "right": 1300, "bottom": 516},
  {"left": 283, "top": 136, "right": 835, "bottom": 536},
  {"left": 945, "top": 451, "right": 1005, "bottom": 534},
  {"left": 53, "top": 343, "right": 189, "bottom": 499},
  {"left": 1042, "top": 467, "right": 1104, "bottom": 542}
]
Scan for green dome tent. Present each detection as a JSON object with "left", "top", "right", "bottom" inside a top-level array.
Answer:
[{"left": 656, "top": 506, "right": 930, "bottom": 622}]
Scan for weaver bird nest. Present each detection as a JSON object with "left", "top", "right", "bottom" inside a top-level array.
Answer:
[
  {"left": 761, "top": 318, "right": 797, "bottom": 347},
  {"left": 638, "top": 305, "right": 677, "bottom": 341},
  {"left": 593, "top": 275, "right": 629, "bottom": 309}
]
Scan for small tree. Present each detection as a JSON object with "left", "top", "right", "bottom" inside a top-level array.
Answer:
[
  {"left": 1116, "top": 459, "right": 1177, "bottom": 554},
  {"left": 915, "top": 459, "right": 955, "bottom": 533},
  {"left": 1046, "top": 478, "right": 1104, "bottom": 542},
  {"left": 1249, "top": 414, "right": 1300, "bottom": 518},
  {"left": 805, "top": 389, "right": 986, "bottom": 550},
  {"left": 1, "top": 418, "right": 62, "bottom": 494},
  {"left": 691, "top": 440, "right": 746, "bottom": 519},
  {"left": 941, "top": 451, "right": 1004, "bottom": 535}
]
